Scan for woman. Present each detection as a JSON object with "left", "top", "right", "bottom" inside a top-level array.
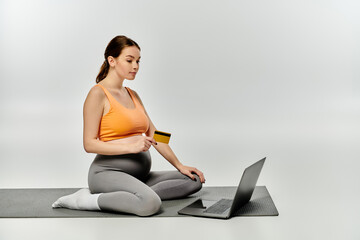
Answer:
[{"left": 52, "top": 35, "right": 205, "bottom": 216}]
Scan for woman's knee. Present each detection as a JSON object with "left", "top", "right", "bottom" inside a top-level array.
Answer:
[{"left": 135, "top": 193, "right": 162, "bottom": 217}]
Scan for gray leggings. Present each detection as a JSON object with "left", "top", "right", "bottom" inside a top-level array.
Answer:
[{"left": 88, "top": 151, "right": 202, "bottom": 216}]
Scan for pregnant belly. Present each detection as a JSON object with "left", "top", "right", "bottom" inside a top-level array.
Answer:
[{"left": 93, "top": 150, "right": 152, "bottom": 180}]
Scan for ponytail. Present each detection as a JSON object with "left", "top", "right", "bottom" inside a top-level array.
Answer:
[{"left": 96, "top": 60, "right": 109, "bottom": 83}]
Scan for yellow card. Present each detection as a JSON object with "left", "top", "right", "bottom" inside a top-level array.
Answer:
[{"left": 153, "top": 130, "right": 171, "bottom": 144}]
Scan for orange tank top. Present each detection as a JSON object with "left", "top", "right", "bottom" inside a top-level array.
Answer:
[{"left": 96, "top": 84, "right": 149, "bottom": 142}]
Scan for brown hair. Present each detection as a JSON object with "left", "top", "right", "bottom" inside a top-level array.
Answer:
[{"left": 96, "top": 35, "right": 141, "bottom": 83}]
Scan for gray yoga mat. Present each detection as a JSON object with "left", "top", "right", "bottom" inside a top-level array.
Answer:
[{"left": 0, "top": 186, "right": 278, "bottom": 218}]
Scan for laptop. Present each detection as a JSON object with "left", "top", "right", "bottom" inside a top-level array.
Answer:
[{"left": 178, "top": 157, "right": 266, "bottom": 219}]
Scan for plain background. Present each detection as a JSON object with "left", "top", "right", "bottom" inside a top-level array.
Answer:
[{"left": 0, "top": 0, "right": 359, "bottom": 239}]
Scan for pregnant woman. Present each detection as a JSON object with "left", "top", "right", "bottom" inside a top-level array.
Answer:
[{"left": 52, "top": 35, "right": 205, "bottom": 216}]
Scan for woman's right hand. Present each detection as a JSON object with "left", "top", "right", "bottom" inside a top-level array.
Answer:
[{"left": 130, "top": 136, "right": 157, "bottom": 153}]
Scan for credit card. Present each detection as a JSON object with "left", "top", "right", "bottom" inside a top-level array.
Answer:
[{"left": 153, "top": 130, "right": 171, "bottom": 144}]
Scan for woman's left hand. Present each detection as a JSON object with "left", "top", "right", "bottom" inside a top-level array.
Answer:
[{"left": 178, "top": 165, "right": 205, "bottom": 183}]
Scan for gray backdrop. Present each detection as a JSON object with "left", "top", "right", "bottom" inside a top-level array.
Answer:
[
  {"left": 0, "top": 0, "right": 359, "bottom": 230},
  {"left": 1, "top": 1, "right": 360, "bottom": 239}
]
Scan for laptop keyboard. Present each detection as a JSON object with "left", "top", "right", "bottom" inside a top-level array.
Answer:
[{"left": 204, "top": 199, "right": 233, "bottom": 214}]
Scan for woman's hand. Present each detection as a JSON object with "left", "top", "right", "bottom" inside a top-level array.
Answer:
[
  {"left": 178, "top": 165, "right": 206, "bottom": 183},
  {"left": 130, "top": 136, "right": 157, "bottom": 153}
]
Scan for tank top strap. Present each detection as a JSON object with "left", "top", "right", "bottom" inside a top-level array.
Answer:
[
  {"left": 125, "top": 87, "right": 141, "bottom": 107},
  {"left": 96, "top": 84, "right": 117, "bottom": 105}
]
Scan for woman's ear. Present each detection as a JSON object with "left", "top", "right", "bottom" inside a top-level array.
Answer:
[{"left": 107, "top": 56, "right": 116, "bottom": 67}]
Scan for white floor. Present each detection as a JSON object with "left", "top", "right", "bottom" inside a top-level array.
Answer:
[
  {"left": 1, "top": 171, "right": 359, "bottom": 240},
  {"left": 0, "top": 195, "right": 358, "bottom": 240}
]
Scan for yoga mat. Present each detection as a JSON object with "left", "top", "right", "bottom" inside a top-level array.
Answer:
[{"left": 0, "top": 186, "right": 278, "bottom": 218}]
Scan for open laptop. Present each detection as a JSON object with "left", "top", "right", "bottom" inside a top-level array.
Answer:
[{"left": 178, "top": 157, "right": 266, "bottom": 219}]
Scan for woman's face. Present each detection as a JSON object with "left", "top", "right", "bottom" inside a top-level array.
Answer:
[{"left": 109, "top": 46, "right": 141, "bottom": 80}]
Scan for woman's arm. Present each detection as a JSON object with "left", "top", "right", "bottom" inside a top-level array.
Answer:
[
  {"left": 83, "top": 86, "right": 155, "bottom": 155},
  {"left": 133, "top": 91, "right": 206, "bottom": 183}
]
